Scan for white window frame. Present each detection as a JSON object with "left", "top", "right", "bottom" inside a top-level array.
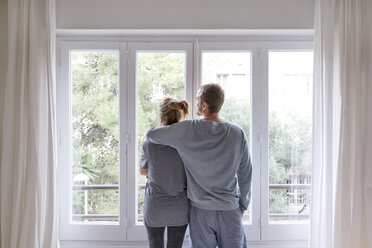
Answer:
[
  {"left": 196, "top": 42, "right": 262, "bottom": 241},
  {"left": 56, "top": 33, "right": 313, "bottom": 244},
  {"left": 126, "top": 42, "right": 194, "bottom": 240},
  {"left": 259, "top": 43, "right": 313, "bottom": 241},
  {"left": 57, "top": 41, "right": 127, "bottom": 241}
]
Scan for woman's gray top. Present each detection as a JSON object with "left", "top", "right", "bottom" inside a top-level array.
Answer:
[{"left": 140, "top": 138, "right": 189, "bottom": 227}]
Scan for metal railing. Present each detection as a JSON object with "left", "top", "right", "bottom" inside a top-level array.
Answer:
[
  {"left": 71, "top": 183, "right": 311, "bottom": 222},
  {"left": 269, "top": 184, "right": 310, "bottom": 190},
  {"left": 72, "top": 184, "right": 120, "bottom": 190},
  {"left": 72, "top": 214, "right": 119, "bottom": 222}
]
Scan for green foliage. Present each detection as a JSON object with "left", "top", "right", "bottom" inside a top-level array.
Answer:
[
  {"left": 71, "top": 52, "right": 119, "bottom": 216},
  {"left": 137, "top": 189, "right": 145, "bottom": 215},
  {"left": 268, "top": 112, "right": 312, "bottom": 217},
  {"left": 269, "top": 112, "right": 312, "bottom": 183},
  {"left": 137, "top": 53, "right": 185, "bottom": 144}
]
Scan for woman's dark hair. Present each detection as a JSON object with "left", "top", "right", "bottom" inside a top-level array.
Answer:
[{"left": 159, "top": 98, "right": 189, "bottom": 125}]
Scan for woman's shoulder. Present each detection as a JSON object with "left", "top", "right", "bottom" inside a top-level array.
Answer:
[
  {"left": 144, "top": 138, "right": 175, "bottom": 152},
  {"left": 142, "top": 137, "right": 150, "bottom": 148}
]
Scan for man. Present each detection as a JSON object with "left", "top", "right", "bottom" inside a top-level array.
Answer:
[{"left": 146, "top": 83, "right": 252, "bottom": 248}]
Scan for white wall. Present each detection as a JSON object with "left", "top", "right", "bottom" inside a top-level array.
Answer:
[{"left": 56, "top": 0, "right": 314, "bottom": 29}]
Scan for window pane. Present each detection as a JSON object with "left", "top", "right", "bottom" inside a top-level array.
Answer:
[
  {"left": 71, "top": 51, "right": 119, "bottom": 223},
  {"left": 72, "top": 189, "right": 119, "bottom": 222},
  {"left": 136, "top": 52, "right": 186, "bottom": 223},
  {"left": 268, "top": 51, "right": 313, "bottom": 223},
  {"left": 201, "top": 52, "right": 252, "bottom": 223}
]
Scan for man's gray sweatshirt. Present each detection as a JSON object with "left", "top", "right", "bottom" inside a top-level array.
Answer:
[{"left": 146, "top": 119, "right": 252, "bottom": 211}]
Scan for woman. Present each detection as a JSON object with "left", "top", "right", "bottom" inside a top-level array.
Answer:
[{"left": 139, "top": 97, "right": 189, "bottom": 248}]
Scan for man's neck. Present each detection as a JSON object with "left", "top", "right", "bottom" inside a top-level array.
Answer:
[{"left": 203, "top": 113, "right": 223, "bottom": 122}]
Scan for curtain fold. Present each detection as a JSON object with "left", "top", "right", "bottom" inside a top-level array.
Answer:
[
  {"left": 310, "top": 0, "right": 372, "bottom": 247},
  {"left": 0, "top": 0, "right": 58, "bottom": 247}
]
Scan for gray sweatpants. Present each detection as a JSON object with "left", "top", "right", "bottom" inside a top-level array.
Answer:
[{"left": 189, "top": 205, "right": 247, "bottom": 248}]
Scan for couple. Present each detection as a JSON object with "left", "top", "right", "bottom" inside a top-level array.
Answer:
[{"left": 140, "top": 83, "right": 252, "bottom": 248}]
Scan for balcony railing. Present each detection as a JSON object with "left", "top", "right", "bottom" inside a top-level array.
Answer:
[
  {"left": 71, "top": 183, "right": 310, "bottom": 222},
  {"left": 269, "top": 184, "right": 310, "bottom": 190},
  {"left": 73, "top": 214, "right": 119, "bottom": 222}
]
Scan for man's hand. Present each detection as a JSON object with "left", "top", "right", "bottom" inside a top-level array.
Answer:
[{"left": 240, "top": 205, "right": 246, "bottom": 215}]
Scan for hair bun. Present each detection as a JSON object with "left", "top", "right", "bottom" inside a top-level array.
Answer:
[
  {"left": 179, "top": 100, "right": 189, "bottom": 117},
  {"left": 159, "top": 98, "right": 189, "bottom": 125},
  {"left": 161, "top": 97, "right": 173, "bottom": 105}
]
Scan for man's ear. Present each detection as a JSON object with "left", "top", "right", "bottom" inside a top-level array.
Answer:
[{"left": 202, "top": 102, "right": 209, "bottom": 113}]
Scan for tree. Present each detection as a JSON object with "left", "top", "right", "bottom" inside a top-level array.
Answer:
[
  {"left": 269, "top": 112, "right": 312, "bottom": 217},
  {"left": 71, "top": 51, "right": 120, "bottom": 217}
]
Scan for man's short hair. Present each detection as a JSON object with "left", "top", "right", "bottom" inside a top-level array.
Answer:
[{"left": 199, "top": 83, "right": 225, "bottom": 113}]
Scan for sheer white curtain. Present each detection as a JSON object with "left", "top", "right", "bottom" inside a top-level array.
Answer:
[
  {"left": 310, "top": 0, "right": 372, "bottom": 247},
  {"left": 0, "top": 0, "right": 58, "bottom": 247}
]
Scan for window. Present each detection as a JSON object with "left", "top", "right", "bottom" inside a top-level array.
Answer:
[
  {"left": 58, "top": 42, "right": 127, "bottom": 240},
  {"left": 57, "top": 37, "right": 313, "bottom": 243},
  {"left": 201, "top": 51, "right": 252, "bottom": 223},
  {"left": 126, "top": 42, "right": 193, "bottom": 240},
  {"left": 268, "top": 51, "right": 313, "bottom": 224},
  {"left": 71, "top": 51, "right": 120, "bottom": 224},
  {"left": 136, "top": 51, "right": 187, "bottom": 223},
  {"left": 261, "top": 48, "right": 313, "bottom": 240}
]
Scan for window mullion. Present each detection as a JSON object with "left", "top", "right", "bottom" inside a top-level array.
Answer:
[
  {"left": 119, "top": 42, "right": 128, "bottom": 238},
  {"left": 260, "top": 47, "right": 270, "bottom": 238}
]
